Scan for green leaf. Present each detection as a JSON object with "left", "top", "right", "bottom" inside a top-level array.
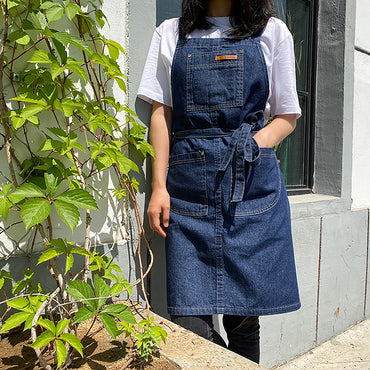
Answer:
[
  {"left": 52, "top": 38, "right": 68, "bottom": 64},
  {"left": 2, "top": 183, "right": 13, "bottom": 195},
  {"left": 95, "top": 9, "right": 105, "bottom": 28},
  {"left": 71, "top": 247, "right": 91, "bottom": 256},
  {"left": 57, "top": 189, "right": 98, "bottom": 210},
  {"left": 11, "top": 116, "right": 26, "bottom": 130},
  {"left": 30, "top": 330, "right": 55, "bottom": 348},
  {"left": 59, "top": 333, "right": 83, "bottom": 357},
  {"left": 44, "top": 167, "right": 62, "bottom": 197},
  {"left": 12, "top": 280, "right": 28, "bottom": 295},
  {"left": 20, "top": 198, "right": 51, "bottom": 229},
  {"left": 46, "top": 238, "right": 68, "bottom": 250},
  {"left": 122, "top": 280, "right": 133, "bottom": 296},
  {"left": 11, "top": 95, "right": 48, "bottom": 106},
  {"left": 101, "top": 304, "right": 136, "bottom": 324},
  {"left": 56, "top": 319, "right": 70, "bottom": 336},
  {"left": 110, "top": 305, "right": 135, "bottom": 324},
  {"left": 0, "top": 312, "right": 30, "bottom": 333},
  {"left": 51, "top": 61, "right": 65, "bottom": 80},
  {"left": 110, "top": 282, "right": 123, "bottom": 296},
  {"left": 113, "top": 77, "right": 126, "bottom": 93},
  {"left": 65, "top": 254, "right": 74, "bottom": 275},
  {"left": 99, "top": 313, "right": 118, "bottom": 339},
  {"left": 30, "top": 12, "right": 48, "bottom": 30},
  {"left": 37, "top": 318, "right": 56, "bottom": 334},
  {"left": 93, "top": 274, "right": 110, "bottom": 309},
  {"left": 39, "top": 138, "right": 63, "bottom": 152},
  {"left": 89, "top": 118, "right": 113, "bottom": 135},
  {"left": 116, "top": 155, "right": 139, "bottom": 175},
  {"left": 40, "top": 1, "right": 57, "bottom": 10},
  {"left": 72, "top": 306, "right": 95, "bottom": 324},
  {"left": 65, "top": 63, "right": 86, "bottom": 82},
  {"left": 24, "top": 269, "right": 34, "bottom": 281},
  {"left": 55, "top": 339, "right": 67, "bottom": 369},
  {"left": 7, "top": 297, "right": 31, "bottom": 311},
  {"left": 20, "top": 105, "right": 46, "bottom": 119},
  {"left": 46, "top": 4, "right": 64, "bottom": 23},
  {"left": 52, "top": 31, "right": 71, "bottom": 45},
  {"left": 0, "top": 197, "right": 11, "bottom": 221},
  {"left": 8, "top": 183, "right": 45, "bottom": 203},
  {"left": 67, "top": 280, "right": 97, "bottom": 310},
  {"left": 38, "top": 248, "right": 65, "bottom": 264},
  {"left": 70, "top": 35, "right": 91, "bottom": 55},
  {"left": 107, "top": 44, "right": 119, "bottom": 60},
  {"left": 7, "top": 30, "right": 29, "bottom": 44},
  {"left": 54, "top": 200, "right": 79, "bottom": 232},
  {"left": 22, "top": 19, "right": 35, "bottom": 30},
  {"left": 28, "top": 50, "right": 54, "bottom": 64},
  {"left": 65, "top": 3, "right": 80, "bottom": 20},
  {"left": 27, "top": 115, "right": 40, "bottom": 126}
]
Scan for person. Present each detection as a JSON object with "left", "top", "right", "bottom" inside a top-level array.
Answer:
[{"left": 138, "top": 0, "right": 301, "bottom": 364}]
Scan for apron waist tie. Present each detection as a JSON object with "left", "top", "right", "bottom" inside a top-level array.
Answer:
[{"left": 172, "top": 118, "right": 264, "bottom": 203}]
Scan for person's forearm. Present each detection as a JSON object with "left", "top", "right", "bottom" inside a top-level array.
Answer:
[
  {"left": 252, "top": 114, "right": 297, "bottom": 148},
  {"left": 149, "top": 101, "right": 173, "bottom": 190}
]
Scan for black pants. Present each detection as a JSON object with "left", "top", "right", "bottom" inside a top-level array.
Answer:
[{"left": 171, "top": 315, "right": 260, "bottom": 364}]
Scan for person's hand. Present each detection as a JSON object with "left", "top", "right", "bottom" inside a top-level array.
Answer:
[
  {"left": 147, "top": 188, "right": 170, "bottom": 237},
  {"left": 252, "top": 128, "right": 275, "bottom": 148}
]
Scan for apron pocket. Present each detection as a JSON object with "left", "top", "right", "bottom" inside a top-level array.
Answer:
[
  {"left": 186, "top": 50, "right": 244, "bottom": 112},
  {"left": 167, "top": 151, "right": 208, "bottom": 217},
  {"left": 232, "top": 148, "right": 281, "bottom": 216}
]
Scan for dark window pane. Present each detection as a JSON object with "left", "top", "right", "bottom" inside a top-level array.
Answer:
[{"left": 274, "top": 0, "right": 313, "bottom": 189}]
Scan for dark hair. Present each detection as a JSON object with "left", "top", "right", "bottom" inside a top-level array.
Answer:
[{"left": 179, "top": 0, "right": 275, "bottom": 39}]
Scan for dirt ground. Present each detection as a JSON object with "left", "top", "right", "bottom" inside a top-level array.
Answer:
[{"left": 0, "top": 318, "right": 178, "bottom": 370}]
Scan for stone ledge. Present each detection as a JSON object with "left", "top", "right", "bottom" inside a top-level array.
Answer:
[{"left": 149, "top": 311, "right": 264, "bottom": 369}]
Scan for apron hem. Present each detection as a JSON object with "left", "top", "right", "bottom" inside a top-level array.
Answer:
[{"left": 168, "top": 301, "right": 301, "bottom": 316}]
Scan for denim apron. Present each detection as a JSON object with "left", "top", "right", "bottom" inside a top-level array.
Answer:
[{"left": 165, "top": 32, "right": 301, "bottom": 316}]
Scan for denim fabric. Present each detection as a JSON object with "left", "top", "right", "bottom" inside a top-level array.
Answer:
[{"left": 166, "top": 33, "right": 301, "bottom": 316}]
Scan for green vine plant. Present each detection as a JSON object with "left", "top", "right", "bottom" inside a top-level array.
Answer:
[{"left": 0, "top": 0, "right": 166, "bottom": 368}]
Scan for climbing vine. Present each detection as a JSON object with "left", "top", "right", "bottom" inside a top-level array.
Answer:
[{"left": 0, "top": 0, "right": 165, "bottom": 367}]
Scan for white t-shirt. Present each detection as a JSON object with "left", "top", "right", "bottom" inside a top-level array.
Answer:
[{"left": 138, "top": 16, "right": 301, "bottom": 121}]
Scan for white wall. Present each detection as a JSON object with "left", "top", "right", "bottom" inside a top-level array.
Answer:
[
  {"left": 0, "top": 0, "right": 130, "bottom": 257},
  {"left": 352, "top": 0, "right": 370, "bottom": 209}
]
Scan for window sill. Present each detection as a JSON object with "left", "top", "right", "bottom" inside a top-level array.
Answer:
[{"left": 289, "top": 193, "right": 349, "bottom": 219}]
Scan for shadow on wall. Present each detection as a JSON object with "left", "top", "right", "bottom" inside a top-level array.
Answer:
[{"left": 156, "top": 0, "right": 181, "bottom": 26}]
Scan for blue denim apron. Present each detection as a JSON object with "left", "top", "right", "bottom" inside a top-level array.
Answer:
[{"left": 165, "top": 33, "right": 301, "bottom": 316}]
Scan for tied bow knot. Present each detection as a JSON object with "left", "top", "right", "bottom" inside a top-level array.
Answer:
[{"left": 219, "top": 122, "right": 261, "bottom": 203}]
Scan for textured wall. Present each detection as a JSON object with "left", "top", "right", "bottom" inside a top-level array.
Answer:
[{"left": 352, "top": 0, "right": 370, "bottom": 209}]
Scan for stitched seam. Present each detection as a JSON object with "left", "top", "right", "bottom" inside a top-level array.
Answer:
[{"left": 168, "top": 302, "right": 301, "bottom": 312}]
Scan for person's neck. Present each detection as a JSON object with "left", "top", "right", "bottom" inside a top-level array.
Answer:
[{"left": 207, "top": 0, "right": 233, "bottom": 17}]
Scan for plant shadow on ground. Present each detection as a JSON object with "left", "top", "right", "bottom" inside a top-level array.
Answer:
[{"left": 0, "top": 320, "right": 177, "bottom": 370}]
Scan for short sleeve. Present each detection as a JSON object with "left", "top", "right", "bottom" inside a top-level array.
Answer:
[
  {"left": 137, "top": 27, "right": 172, "bottom": 107},
  {"left": 269, "top": 31, "right": 301, "bottom": 119}
]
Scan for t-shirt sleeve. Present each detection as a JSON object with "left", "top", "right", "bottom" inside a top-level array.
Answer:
[
  {"left": 269, "top": 28, "right": 301, "bottom": 119},
  {"left": 137, "top": 27, "right": 172, "bottom": 107}
]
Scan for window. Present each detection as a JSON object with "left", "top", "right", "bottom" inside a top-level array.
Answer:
[{"left": 274, "top": 0, "right": 315, "bottom": 192}]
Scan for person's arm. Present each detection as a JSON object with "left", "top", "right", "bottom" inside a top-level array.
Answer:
[
  {"left": 252, "top": 114, "right": 297, "bottom": 148},
  {"left": 147, "top": 100, "right": 173, "bottom": 237}
]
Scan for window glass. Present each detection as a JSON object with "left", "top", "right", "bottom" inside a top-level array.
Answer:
[{"left": 274, "top": 0, "right": 313, "bottom": 189}]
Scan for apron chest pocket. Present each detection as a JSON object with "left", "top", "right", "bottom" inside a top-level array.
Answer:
[
  {"left": 167, "top": 151, "right": 208, "bottom": 217},
  {"left": 186, "top": 50, "right": 244, "bottom": 112}
]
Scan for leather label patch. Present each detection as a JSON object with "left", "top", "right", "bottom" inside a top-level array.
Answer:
[{"left": 215, "top": 54, "right": 238, "bottom": 61}]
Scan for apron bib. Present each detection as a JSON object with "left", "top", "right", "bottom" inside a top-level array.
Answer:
[{"left": 165, "top": 33, "right": 301, "bottom": 316}]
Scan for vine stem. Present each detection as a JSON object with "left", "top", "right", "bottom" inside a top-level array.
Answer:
[
  {"left": 0, "top": 0, "right": 18, "bottom": 187},
  {"left": 30, "top": 287, "right": 60, "bottom": 370}
]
